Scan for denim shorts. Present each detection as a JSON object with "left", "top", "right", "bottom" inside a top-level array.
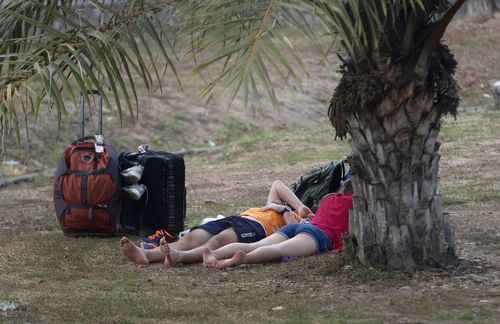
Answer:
[
  {"left": 277, "top": 223, "right": 332, "bottom": 253},
  {"left": 195, "top": 216, "right": 267, "bottom": 243}
]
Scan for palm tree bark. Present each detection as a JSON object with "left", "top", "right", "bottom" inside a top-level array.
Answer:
[
  {"left": 348, "top": 88, "right": 456, "bottom": 270},
  {"left": 329, "top": 44, "right": 459, "bottom": 271}
]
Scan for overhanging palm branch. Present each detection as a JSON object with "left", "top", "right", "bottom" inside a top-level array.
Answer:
[
  {"left": 175, "top": 0, "right": 464, "bottom": 111},
  {"left": 0, "top": 0, "right": 178, "bottom": 143},
  {"left": 177, "top": 0, "right": 391, "bottom": 107},
  {"left": 1, "top": 0, "right": 465, "bottom": 145}
]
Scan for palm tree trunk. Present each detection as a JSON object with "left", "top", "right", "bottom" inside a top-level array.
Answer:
[{"left": 344, "top": 77, "right": 458, "bottom": 271}]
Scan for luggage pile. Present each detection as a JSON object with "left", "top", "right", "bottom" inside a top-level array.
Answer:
[
  {"left": 53, "top": 90, "right": 186, "bottom": 238},
  {"left": 53, "top": 91, "right": 345, "bottom": 240}
]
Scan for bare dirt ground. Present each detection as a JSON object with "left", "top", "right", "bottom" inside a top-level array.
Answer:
[{"left": 0, "top": 15, "right": 499, "bottom": 323}]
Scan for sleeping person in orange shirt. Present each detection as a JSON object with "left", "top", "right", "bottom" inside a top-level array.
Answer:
[{"left": 121, "top": 180, "right": 313, "bottom": 266}]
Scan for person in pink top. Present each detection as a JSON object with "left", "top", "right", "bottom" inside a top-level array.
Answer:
[{"left": 195, "top": 180, "right": 354, "bottom": 268}]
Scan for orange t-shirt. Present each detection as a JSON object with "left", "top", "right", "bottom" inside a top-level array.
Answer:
[{"left": 240, "top": 208, "right": 302, "bottom": 236}]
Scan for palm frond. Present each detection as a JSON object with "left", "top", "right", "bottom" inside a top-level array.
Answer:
[
  {"left": 178, "top": 0, "right": 322, "bottom": 108},
  {"left": 0, "top": 0, "right": 179, "bottom": 143},
  {"left": 177, "top": 0, "right": 431, "bottom": 107},
  {"left": 0, "top": 0, "right": 467, "bottom": 146},
  {"left": 414, "top": 0, "right": 467, "bottom": 78}
]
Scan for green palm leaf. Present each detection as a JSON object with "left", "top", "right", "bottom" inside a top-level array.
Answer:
[
  {"left": 0, "top": 0, "right": 466, "bottom": 145},
  {"left": 0, "top": 0, "right": 179, "bottom": 143}
]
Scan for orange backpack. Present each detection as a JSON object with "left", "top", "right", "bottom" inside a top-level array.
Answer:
[
  {"left": 53, "top": 91, "right": 121, "bottom": 236},
  {"left": 54, "top": 138, "right": 121, "bottom": 236}
]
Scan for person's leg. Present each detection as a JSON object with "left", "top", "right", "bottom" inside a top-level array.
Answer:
[
  {"left": 202, "top": 233, "right": 287, "bottom": 267},
  {"left": 214, "top": 233, "right": 287, "bottom": 259},
  {"left": 215, "top": 233, "right": 317, "bottom": 268},
  {"left": 160, "top": 228, "right": 239, "bottom": 267},
  {"left": 121, "top": 237, "right": 165, "bottom": 264},
  {"left": 169, "top": 228, "right": 214, "bottom": 251},
  {"left": 121, "top": 228, "right": 215, "bottom": 265}
]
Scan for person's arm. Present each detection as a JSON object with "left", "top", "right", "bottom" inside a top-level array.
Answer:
[
  {"left": 266, "top": 180, "right": 305, "bottom": 211},
  {"left": 283, "top": 210, "right": 299, "bottom": 224},
  {"left": 262, "top": 180, "right": 314, "bottom": 220}
]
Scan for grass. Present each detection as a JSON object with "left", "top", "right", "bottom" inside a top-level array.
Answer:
[
  {"left": 459, "top": 310, "right": 477, "bottom": 321},
  {"left": 444, "top": 17, "right": 500, "bottom": 108},
  {"left": 2, "top": 17, "right": 500, "bottom": 322},
  {"left": 439, "top": 110, "right": 500, "bottom": 208},
  {"left": 186, "top": 201, "right": 237, "bottom": 227},
  {"left": 442, "top": 181, "right": 500, "bottom": 206},
  {"left": 1, "top": 111, "right": 500, "bottom": 322}
]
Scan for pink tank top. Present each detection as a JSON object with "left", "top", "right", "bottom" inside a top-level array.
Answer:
[{"left": 311, "top": 193, "right": 353, "bottom": 251}]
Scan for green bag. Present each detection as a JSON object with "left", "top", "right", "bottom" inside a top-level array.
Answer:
[{"left": 291, "top": 160, "right": 348, "bottom": 213}]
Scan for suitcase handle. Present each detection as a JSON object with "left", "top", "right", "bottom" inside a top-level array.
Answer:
[
  {"left": 121, "top": 150, "right": 176, "bottom": 167},
  {"left": 72, "top": 135, "right": 99, "bottom": 145},
  {"left": 80, "top": 90, "right": 103, "bottom": 138}
]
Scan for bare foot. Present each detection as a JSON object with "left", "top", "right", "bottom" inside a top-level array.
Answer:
[
  {"left": 202, "top": 247, "right": 218, "bottom": 268},
  {"left": 215, "top": 250, "right": 246, "bottom": 269},
  {"left": 121, "top": 237, "right": 148, "bottom": 265},
  {"left": 159, "top": 237, "right": 181, "bottom": 267}
]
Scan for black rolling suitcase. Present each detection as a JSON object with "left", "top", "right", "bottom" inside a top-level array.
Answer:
[{"left": 119, "top": 150, "right": 186, "bottom": 236}]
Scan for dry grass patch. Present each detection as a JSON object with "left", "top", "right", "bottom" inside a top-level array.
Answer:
[
  {"left": 1, "top": 15, "right": 500, "bottom": 323},
  {"left": 1, "top": 112, "right": 500, "bottom": 322}
]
